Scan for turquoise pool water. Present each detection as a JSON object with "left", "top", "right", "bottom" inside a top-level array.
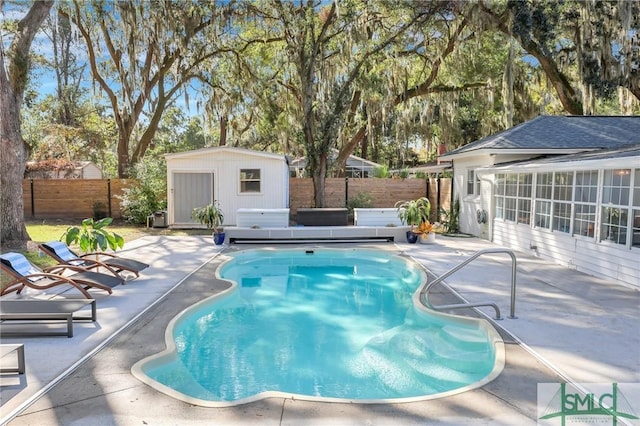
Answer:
[{"left": 133, "top": 248, "right": 503, "bottom": 406}]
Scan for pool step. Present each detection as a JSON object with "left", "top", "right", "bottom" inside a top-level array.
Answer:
[{"left": 355, "top": 326, "right": 494, "bottom": 392}]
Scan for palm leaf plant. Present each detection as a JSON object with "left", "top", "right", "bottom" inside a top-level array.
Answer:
[
  {"left": 192, "top": 202, "right": 225, "bottom": 234},
  {"left": 62, "top": 217, "right": 125, "bottom": 253}
]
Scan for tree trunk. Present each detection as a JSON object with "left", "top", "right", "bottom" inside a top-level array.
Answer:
[
  {"left": 1, "top": 0, "right": 54, "bottom": 245},
  {"left": 219, "top": 115, "right": 228, "bottom": 146},
  {"left": 311, "top": 153, "right": 328, "bottom": 208},
  {"left": 0, "top": 80, "right": 30, "bottom": 243},
  {"left": 117, "top": 134, "right": 130, "bottom": 178}
]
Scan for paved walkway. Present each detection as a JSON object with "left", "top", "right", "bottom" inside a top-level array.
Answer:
[{"left": 1, "top": 235, "right": 638, "bottom": 425}]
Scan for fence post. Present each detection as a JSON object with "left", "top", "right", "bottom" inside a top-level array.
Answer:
[
  {"left": 30, "top": 179, "right": 35, "bottom": 218},
  {"left": 437, "top": 177, "right": 442, "bottom": 221},
  {"left": 107, "top": 179, "right": 112, "bottom": 217},
  {"left": 345, "top": 177, "right": 349, "bottom": 207}
]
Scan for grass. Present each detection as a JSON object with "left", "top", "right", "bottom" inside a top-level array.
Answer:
[{"left": 1, "top": 219, "right": 208, "bottom": 289}]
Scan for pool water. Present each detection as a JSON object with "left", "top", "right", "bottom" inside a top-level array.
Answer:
[{"left": 133, "top": 248, "right": 503, "bottom": 405}]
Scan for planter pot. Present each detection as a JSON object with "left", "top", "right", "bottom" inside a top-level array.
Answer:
[
  {"left": 213, "top": 232, "right": 225, "bottom": 245},
  {"left": 406, "top": 231, "right": 418, "bottom": 244},
  {"left": 419, "top": 233, "right": 436, "bottom": 244}
]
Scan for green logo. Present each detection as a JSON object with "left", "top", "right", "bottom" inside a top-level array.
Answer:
[{"left": 538, "top": 383, "right": 639, "bottom": 425}]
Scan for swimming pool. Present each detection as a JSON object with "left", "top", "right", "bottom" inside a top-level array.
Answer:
[{"left": 132, "top": 248, "right": 504, "bottom": 406}]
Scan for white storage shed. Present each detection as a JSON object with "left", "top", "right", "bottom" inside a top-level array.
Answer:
[{"left": 165, "top": 147, "right": 289, "bottom": 227}]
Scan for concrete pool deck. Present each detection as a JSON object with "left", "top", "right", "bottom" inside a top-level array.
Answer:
[{"left": 0, "top": 235, "right": 638, "bottom": 425}]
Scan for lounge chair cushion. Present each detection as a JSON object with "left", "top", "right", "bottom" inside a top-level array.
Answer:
[
  {"left": 43, "top": 241, "right": 83, "bottom": 265},
  {"left": 0, "top": 253, "right": 43, "bottom": 282},
  {"left": 41, "top": 241, "right": 149, "bottom": 276}
]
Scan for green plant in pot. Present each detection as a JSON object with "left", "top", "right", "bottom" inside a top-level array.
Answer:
[
  {"left": 192, "top": 202, "right": 225, "bottom": 245},
  {"left": 395, "top": 197, "right": 431, "bottom": 243},
  {"left": 62, "top": 217, "right": 125, "bottom": 253}
]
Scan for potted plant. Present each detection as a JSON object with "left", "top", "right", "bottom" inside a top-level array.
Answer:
[
  {"left": 192, "top": 202, "right": 225, "bottom": 245},
  {"left": 414, "top": 220, "right": 435, "bottom": 244},
  {"left": 439, "top": 197, "right": 460, "bottom": 235},
  {"left": 395, "top": 197, "right": 431, "bottom": 243}
]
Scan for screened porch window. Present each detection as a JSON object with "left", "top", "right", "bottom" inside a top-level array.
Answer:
[
  {"left": 534, "top": 173, "right": 552, "bottom": 229},
  {"left": 600, "top": 169, "right": 631, "bottom": 245},
  {"left": 495, "top": 172, "right": 531, "bottom": 223},
  {"left": 240, "top": 169, "right": 261, "bottom": 193},
  {"left": 495, "top": 174, "right": 505, "bottom": 219},
  {"left": 573, "top": 170, "right": 598, "bottom": 238},
  {"left": 552, "top": 172, "right": 573, "bottom": 233},
  {"left": 633, "top": 169, "right": 640, "bottom": 248}
]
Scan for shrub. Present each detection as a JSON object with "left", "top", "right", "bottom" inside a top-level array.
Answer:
[
  {"left": 119, "top": 156, "right": 167, "bottom": 224},
  {"left": 372, "top": 165, "right": 390, "bottom": 178},
  {"left": 346, "top": 192, "right": 373, "bottom": 213}
]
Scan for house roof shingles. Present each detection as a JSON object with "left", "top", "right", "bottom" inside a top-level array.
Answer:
[{"left": 443, "top": 116, "right": 640, "bottom": 156}]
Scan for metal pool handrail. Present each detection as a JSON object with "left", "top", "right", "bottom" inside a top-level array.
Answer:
[{"left": 419, "top": 248, "right": 518, "bottom": 320}]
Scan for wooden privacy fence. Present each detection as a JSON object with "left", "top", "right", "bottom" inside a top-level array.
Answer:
[
  {"left": 289, "top": 177, "right": 451, "bottom": 222},
  {"left": 22, "top": 177, "right": 451, "bottom": 222},
  {"left": 22, "top": 179, "right": 135, "bottom": 219}
]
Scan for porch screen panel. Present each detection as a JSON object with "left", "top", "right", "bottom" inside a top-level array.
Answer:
[
  {"left": 600, "top": 169, "right": 631, "bottom": 245},
  {"left": 535, "top": 173, "right": 552, "bottom": 229},
  {"left": 573, "top": 170, "right": 598, "bottom": 238},
  {"left": 495, "top": 174, "right": 505, "bottom": 219},
  {"left": 517, "top": 173, "right": 532, "bottom": 224},
  {"left": 633, "top": 169, "right": 640, "bottom": 248},
  {"left": 173, "top": 172, "right": 213, "bottom": 224},
  {"left": 552, "top": 172, "right": 573, "bottom": 233}
]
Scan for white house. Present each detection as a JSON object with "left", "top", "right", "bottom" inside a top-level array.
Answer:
[
  {"left": 440, "top": 116, "right": 640, "bottom": 288},
  {"left": 25, "top": 160, "right": 103, "bottom": 179},
  {"left": 165, "top": 147, "right": 289, "bottom": 227},
  {"left": 289, "top": 149, "right": 382, "bottom": 178}
]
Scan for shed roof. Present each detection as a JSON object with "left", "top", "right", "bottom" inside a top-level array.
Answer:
[
  {"left": 164, "top": 146, "right": 287, "bottom": 162},
  {"left": 442, "top": 116, "right": 640, "bottom": 157}
]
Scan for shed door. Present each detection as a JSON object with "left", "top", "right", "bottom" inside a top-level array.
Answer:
[{"left": 173, "top": 172, "right": 214, "bottom": 224}]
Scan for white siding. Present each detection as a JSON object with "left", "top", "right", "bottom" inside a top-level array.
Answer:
[
  {"left": 493, "top": 220, "right": 640, "bottom": 288},
  {"left": 449, "top": 150, "right": 640, "bottom": 289},
  {"left": 166, "top": 148, "right": 289, "bottom": 226},
  {"left": 453, "top": 156, "right": 494, "bottom": 238},
  {"left": 81, "top": 163, "right": 103, "bottom": 179}
]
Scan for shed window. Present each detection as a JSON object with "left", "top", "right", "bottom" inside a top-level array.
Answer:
[{"left": 240, "top": 169, "right": 261, "bottom": 193}]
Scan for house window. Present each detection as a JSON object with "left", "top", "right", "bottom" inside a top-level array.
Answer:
[
  {"left": 573, "top": 170, "right": 598, "bottom": 237},
  {"left": 240, "top": 169, "right": 261, "bottom": 193},
  {"left": 552, "top": 172, "right": 573, "bottom": 233},
  {"left": 600, "top": 169, "right": 631, "bottom": 245},
  {"left": 496, "top": 172, "right": 531, "bottom": 224},
  {"left": 504, "top": 174, "right": 518, "bottom": 221},
  {"left": 495, "top": 174, "right": 505, "bottom": 219},
  {"left": 467, "top": 169, "right": 479, "bottom": 195},
  {"left": 517, "top": 173, "right": 532, "bottom": 224},
  {"left": 534, "top": 172, "right": 552, "bottom": 229},
  {"left": 633, "top": 169, "right": 640, "bottom": 248}
]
